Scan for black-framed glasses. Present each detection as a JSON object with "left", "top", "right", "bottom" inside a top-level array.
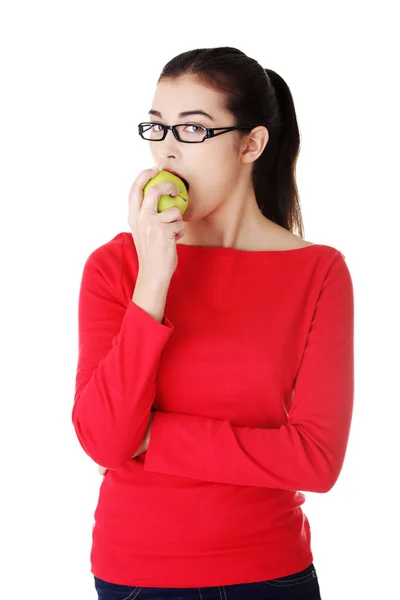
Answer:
[{"left": 138, "top": 122, "right": 255, "bottom": 144}]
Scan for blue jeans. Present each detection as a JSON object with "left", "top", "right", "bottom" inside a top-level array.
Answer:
[{"left": 93, "top": 562, "right": 322, "bottom": 599}]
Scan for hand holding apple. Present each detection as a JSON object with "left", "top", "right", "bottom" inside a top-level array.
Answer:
[
  {"left": 128, "top": 168, "right": 188, "bottom": 284},
  {"left": 143, "top": 169, "right": 189, "bottom": 215}
]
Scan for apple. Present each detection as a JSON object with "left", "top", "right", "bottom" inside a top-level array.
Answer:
[{"left": 143, "top": 169, "right": 189, "bottom": 215}]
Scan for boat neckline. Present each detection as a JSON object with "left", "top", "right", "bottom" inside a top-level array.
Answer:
[{"left": 175, "top": 242, "right": 326, "bottom": 255}]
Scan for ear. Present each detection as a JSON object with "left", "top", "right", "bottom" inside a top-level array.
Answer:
[{"left": 240, "top": 126, "right": 269, "bottom": 164}]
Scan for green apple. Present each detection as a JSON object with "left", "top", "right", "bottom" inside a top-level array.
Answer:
[{"left": 143, "top": 169, "right": 189, "bottom": 215}]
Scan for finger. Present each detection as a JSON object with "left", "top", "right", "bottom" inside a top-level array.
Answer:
[
  {"left": 157, "top": 206, "right": 183, "bottom": 223},
  {"left": 128, "top": 167, "right": 159, "bottom": 218},
  {"left": 164, "top": 220, "right": 186, "bottom": 239},
  {"left": 141, "top": 181, "right": 181, "bottom": 216},
  {"left": 176, "top": 225, "right": 186, "bottom": 240}
]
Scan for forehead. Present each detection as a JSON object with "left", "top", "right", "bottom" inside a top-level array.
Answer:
[{"left": 151, "top": 75, "right": 227, "bottom": 117}]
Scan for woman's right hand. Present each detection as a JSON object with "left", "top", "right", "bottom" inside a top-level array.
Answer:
[{"left": 128, "top": 168, "right": 187, "bottom": 284}]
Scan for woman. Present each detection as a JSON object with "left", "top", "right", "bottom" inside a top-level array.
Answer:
[{"left": 72, "top": 46, "right": 354, "bottom": 599}]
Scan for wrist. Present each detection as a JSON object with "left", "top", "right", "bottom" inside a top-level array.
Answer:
[
  {"left": 132, "top": 275, "right": 169, "bottom": 323},
  {"left": 137, "top": 271, "right": 171, "bottom": 291}
]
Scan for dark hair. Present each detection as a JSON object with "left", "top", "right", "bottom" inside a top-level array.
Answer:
[{"left": 158, "top": 46, "right": 304, "bottom": 238}]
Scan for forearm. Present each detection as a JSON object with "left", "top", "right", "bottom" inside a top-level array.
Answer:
[
  {"left": 98, "top": 410, "right": 154, "bottom": 475},
  {"left": 132, "top": 272, "right": 170, "bottom": 323}
]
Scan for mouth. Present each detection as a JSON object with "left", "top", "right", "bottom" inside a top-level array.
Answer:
[{"left": 163, "top": 169, "right": 190, "bottom": 191}]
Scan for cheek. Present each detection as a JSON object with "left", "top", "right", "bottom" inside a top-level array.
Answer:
[
  {"left": 196, "top": 148, "right": 235, "bottom": 191},
  {"left": 197, "top": 143, "right": 233, "bottom": 175},
  {"left": 150, "top": 145, "right": 162, "bottom": 163}
]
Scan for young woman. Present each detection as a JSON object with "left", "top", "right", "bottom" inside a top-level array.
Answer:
[{"left": 72, "top": 46, "right": 354, "bottom": 599}]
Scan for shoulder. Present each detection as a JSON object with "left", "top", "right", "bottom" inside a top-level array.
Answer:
[
  {"left": 262, "top": 222, "right": 348, "bottom": 262},
  {"left": 279, "top": 233, "right": 314, "bottom": 250},
  {"left": 257, "top": 219, "right": 313, "bottom": 251},
  {"left": 270, "top": 225, "right": 352, "bottom": 285},
  {"left": 83, "top": 231, "right": 128, "bottom": 266},
  {"left": 81, "top": 231, "right": 140, "bottom": 303},
  {"left": 79, "top": 232, "right": 129, "bottom": 296}
]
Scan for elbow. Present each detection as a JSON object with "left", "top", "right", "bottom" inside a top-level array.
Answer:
[
  {"left": 71, "top": 389, "right": 150, "bottom": 469},
  {"left": 308, "top": 468, "right": 341, "bottom": 494},
  {"left": 71, "top": 412, "right": 141, "bottom": 470},
  {"left": 300, "top": 434, "right": 345, "bottom": 493},
  {"left": 72, "top": 427, "right": 135, "bottom": 469},
  {"left": 91, "top": 455, "right": 132, "bottom": 471},
  {"left": 311, "top": 479, "right": 335, "bottom": 494},
  {"left": 299, "top": 454, "right": 342, "bottom": 493},
  {"left": 93, "top": 442, "right": 142, "bottom": 470},
  {"left": 92, "top": 446, "right": 142, "bottom": 470},
  {"left": 302, "top": 478, "right": 335, "bottom": 494},
  {"left": 321, "top": 468, "right": 342, "bottom": 493}
]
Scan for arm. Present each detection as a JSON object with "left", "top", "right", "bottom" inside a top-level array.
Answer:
[
  {"left": 144, "top": 252, "right": 354, "bottom": 493},
  {"left": 72, "top": 240, "right": 174, "bottom": 470},
  {"left": 98, "top": 410, "right": 154, "bottom": 475}
]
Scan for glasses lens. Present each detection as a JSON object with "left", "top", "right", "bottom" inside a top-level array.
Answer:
[
  {"left": 139, "top": 123, "right": 207, "bottom": 142},
  {"left": 175, "top": 124, "right": 206, "bottom": 142},
  {"left": 140, "top": 123, "right": 165, "bottom": 140}
]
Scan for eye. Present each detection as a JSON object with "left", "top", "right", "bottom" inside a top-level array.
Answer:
[
  {"left": 184, "top": 124, "right": 203, "bottom": 133},
  {"left": 150, "top": 123, "right": 164, "bottom": 132}
]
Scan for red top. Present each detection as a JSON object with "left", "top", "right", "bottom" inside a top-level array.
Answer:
[{"left": 72, "top": 231, "right": 354, "bottom": 588}]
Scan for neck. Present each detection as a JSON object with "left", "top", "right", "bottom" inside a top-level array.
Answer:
[{"left": 179, "top": 190, "right": 268, "bottom": 249}]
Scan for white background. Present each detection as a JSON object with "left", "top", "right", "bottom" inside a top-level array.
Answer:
[{"left": 1, "top": 1, "right": 399, "bottom": 599}]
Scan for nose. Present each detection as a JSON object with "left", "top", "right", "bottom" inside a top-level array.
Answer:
[{"left": 156, "top": 128, "right": 180, "bottom": 164}]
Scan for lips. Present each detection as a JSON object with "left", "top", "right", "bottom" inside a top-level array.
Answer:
[{"left": 164, "top": 169, "right": 190, "bottom": 191}]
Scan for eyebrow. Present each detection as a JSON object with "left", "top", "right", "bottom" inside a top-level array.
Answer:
[{"left": 148, "top": 109, "right": 215, "bottom": 122}]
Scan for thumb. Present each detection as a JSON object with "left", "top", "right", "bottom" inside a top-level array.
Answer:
[{"left": 142, "top": 181, "right": 180, "bottom": 215}]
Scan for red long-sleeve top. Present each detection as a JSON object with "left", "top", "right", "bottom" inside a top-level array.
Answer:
[{"left": 72, "top": 231, "right": 354, "bottom": 588}]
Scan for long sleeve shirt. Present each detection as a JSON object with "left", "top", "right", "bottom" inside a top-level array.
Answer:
[{"left": 71, "top": 231, "right": 354, "bottom": 588}]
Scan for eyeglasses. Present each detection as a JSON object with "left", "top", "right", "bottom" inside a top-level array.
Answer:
[{"left": 138, "top": 122, "right": 255, "bottom": 144}]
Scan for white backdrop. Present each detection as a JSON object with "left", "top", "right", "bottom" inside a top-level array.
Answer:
[{"left": 1, "top": 1, "right": 399, "bottom": 599}]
